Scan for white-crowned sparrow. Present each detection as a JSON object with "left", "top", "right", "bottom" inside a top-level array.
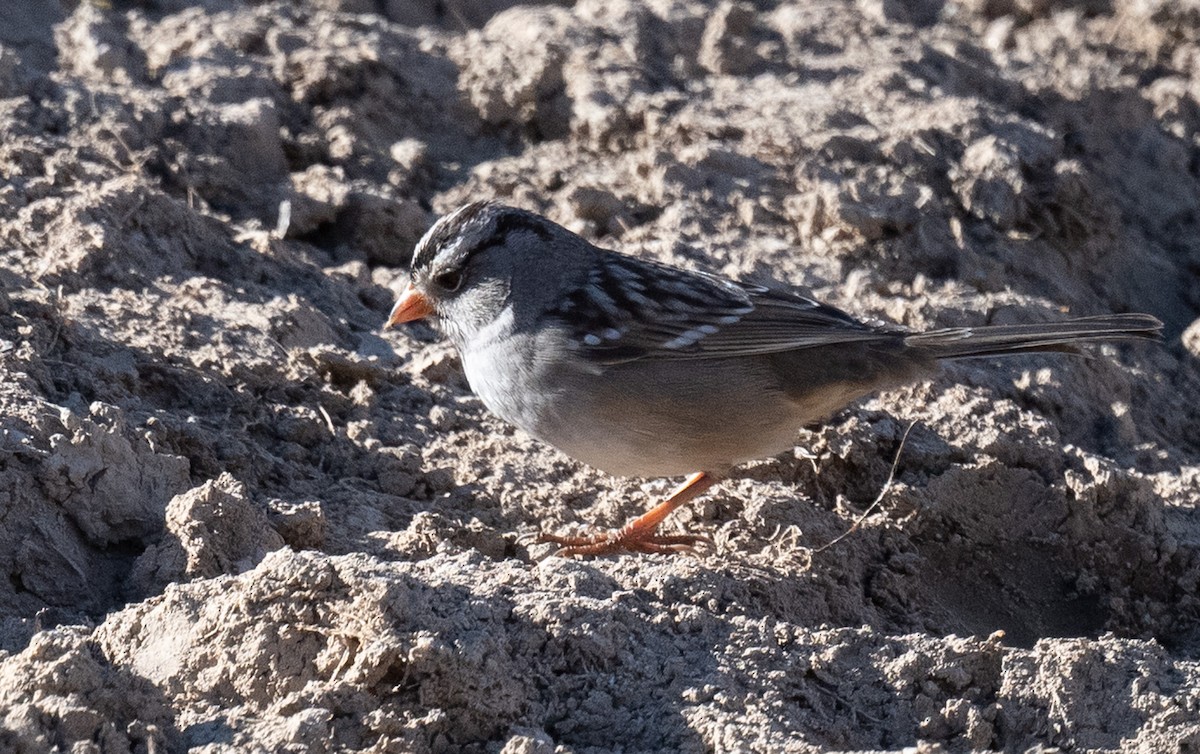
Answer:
[{"left": 386, "top": 201, "right": 1162, "bottom": 557}]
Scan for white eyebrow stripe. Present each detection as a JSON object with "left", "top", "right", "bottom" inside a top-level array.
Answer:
[{"left": 433, "top": 237, "right": 464, "bottom": 265}]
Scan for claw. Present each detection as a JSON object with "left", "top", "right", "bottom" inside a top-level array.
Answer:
[
  {"left": 535, "top": 528, "right": 713, "bottom": 558},
  {"left": 530, "top": 472, "right": 723, "bottom": 559}
]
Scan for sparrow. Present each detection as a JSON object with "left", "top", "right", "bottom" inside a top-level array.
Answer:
[{"left": 386, "top": 201, "right": 1162, "bottom": 557}]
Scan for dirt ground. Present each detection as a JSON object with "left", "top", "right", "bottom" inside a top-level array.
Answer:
[{"left": 0, "top": 0, "right": 1198, "bottom": 751}]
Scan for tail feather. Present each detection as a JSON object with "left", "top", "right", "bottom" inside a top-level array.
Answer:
[{"left": 904, "top": 313, "right": 1163, "bottom": 360}]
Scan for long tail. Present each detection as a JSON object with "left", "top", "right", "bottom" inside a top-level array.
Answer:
[{"left": 904, "top": 313, "right": 1163, "bottom": 360}]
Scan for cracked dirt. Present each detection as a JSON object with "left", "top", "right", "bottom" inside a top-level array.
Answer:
[{"left": 0, "top": 0, "right": 1198, "bottom": 752}]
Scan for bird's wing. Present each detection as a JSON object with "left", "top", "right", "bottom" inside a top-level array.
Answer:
[{"left": 554, "top": 253, "right": 894, "bottom": 365}]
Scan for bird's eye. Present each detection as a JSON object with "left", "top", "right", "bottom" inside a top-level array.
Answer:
[{"left": 433, "top": 268, "right": 463, "bottom": 292}]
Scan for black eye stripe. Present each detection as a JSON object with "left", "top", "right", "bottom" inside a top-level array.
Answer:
[
  {"left": 412, "top": 204, "right": 553, "bottom": 274},
  {"left": 412, "top": 201, "right": 492, "bottom": 271},
  {"left": 427, "top": 237, "right": 500, "bottom": 291}
]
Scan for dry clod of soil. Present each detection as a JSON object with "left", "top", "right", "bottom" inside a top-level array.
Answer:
[{"left": 0, "top": 0, "right": 1197, "bottom": 752}]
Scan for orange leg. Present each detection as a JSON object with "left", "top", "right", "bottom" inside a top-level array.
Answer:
[{"left": 536, "top": 472, "right": 722, "bottom": 558}]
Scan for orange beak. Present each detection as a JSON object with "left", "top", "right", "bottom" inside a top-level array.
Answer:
[{"left": 384, "top": 282, "right": 434, "bottom": 329}]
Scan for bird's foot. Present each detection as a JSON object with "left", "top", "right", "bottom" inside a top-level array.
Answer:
[
  {"left": 532, "top": 472, "right": 721, "bottom": 558},
  {"left": 535, "top": 525, "right": 711, "bottom": 558}
]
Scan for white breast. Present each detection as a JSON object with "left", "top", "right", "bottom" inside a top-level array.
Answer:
[{"left": 458, "top": 308, "right": 570, "bottom": 437}]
